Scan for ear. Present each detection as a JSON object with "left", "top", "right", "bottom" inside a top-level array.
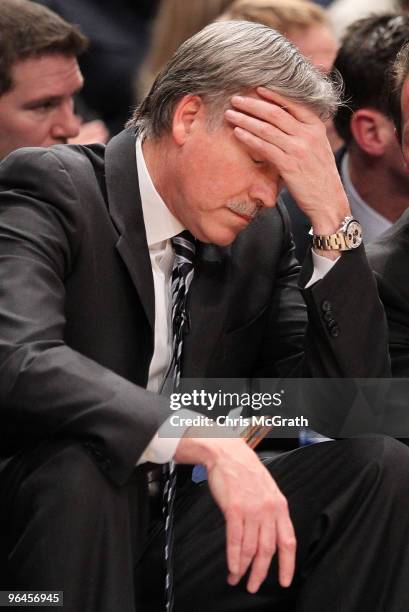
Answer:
[
  {"left": 350, "top": 109, "right": 390, "bottom": 157},
  {"left": 171, "top": 94, "right": 204, "bottom": 145}
]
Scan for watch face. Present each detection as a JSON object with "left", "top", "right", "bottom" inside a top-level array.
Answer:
[{"left": 345, "top": 220, "right": 363, "bottom": 249}]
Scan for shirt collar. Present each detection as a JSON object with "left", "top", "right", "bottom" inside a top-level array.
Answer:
[
  {"left": 135, "top": 137, "right": 184, "bottom": 247},
  {"left": 341, "top": 151, "right": 388, "bottom": 224}
]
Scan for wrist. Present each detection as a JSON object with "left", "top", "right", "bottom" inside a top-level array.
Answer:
[
  {"left": 174, "top": 430, "right": 244, "bottom": 468},
  {"left": 310, "top": 209, "right": 351, "bottom": 236},
  {"left": 174, "top": 429, "right": 223, "bottom": 466},
  {"left": 312, "top": 248, "right": 341, "bottom": 261},
  {"left": 309, "top": 192, "right": 351, "bottom": 236}
]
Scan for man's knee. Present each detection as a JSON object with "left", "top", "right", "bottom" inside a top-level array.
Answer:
[{"left": 12, "top": 439, "right": 121, "bottom": 523}]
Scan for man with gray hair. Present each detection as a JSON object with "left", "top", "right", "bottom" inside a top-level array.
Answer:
[{"left": 0, "top": 19, "right": 409, "bottom": 612}]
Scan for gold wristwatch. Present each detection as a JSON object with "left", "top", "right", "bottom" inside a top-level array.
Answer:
[{"left": 310, "top": 216, "right": 363, "bottom": 251}]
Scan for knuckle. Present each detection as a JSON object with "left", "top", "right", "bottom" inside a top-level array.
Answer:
[
  {"left": 258, "top": 542, "right": 274, "bottom": 558},
  {"left": 267, "top": 105, "right": 278, "bottom": 119},
  {"left": 251, "top": 506, "right": 263, "bottom": 521},
  {"left": 242, "top": 544, "right": 257, "bottom": 558},
  {"left": 226, "top": 503, "right": 242, "bottom": 519},
  {"left": 282, "top": 536, "right": 297, "bottom": 551},
  {"left": 277, "top": 495, "right": 289, "bottom": 512},
  {"left": 229, "top": 533, "right": 242, "bottom": 546},
  {"left": 291, "top": 140, "right": 308, "bottom": 159},
  {"left": 261, "top": 502, "right": 274, "bottom": 518}
]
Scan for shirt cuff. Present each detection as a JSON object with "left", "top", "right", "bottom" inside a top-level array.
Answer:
[
  {"left": 305, "top": 249, "right": 340, "bottom": 288},
  {"left": 136, "top": 409, "right": 198, "bottom": 465}
]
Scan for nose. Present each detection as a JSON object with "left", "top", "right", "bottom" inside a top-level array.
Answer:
[
  {"left": 50, "top": 101, "right": 81, "bottom": 141},
  {"left": 250, "top": 178, "right": 280, "bottom": 209}
]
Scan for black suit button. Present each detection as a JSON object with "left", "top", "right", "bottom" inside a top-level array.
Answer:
[
  {"left": 323, "top": 311, "right": 334, "bottom": 322},
  {"left": 327, "top": 319, "right": 338, "bottom": 330},
  {"left": 321, "top": 300, "right": 332, "bottom": 312},
  {"left": 330, "top": 326, "right": 340, "bottom": 338}
]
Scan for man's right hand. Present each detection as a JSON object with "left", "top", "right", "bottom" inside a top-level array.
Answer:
[{"left": 174, "top": 435, "right": 296, "bottom": 593}]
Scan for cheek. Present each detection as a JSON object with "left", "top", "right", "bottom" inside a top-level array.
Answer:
[{"left": 10, "top": 112, "right": 51, "bottom": 145}]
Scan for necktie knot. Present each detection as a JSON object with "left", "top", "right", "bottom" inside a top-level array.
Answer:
[{"left": 171, "top": 230, "right": 196, "bottom": 270}]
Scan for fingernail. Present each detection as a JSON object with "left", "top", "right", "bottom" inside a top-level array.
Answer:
[{"left": 231, "top": 95, "right": 243, "bottom": 103}]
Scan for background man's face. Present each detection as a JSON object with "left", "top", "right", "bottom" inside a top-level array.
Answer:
[
  {"left": 289, "top": 24, "right": 337, "bottom": 75},
  {"left": 0, "top": 54, "right": 83, "bottom": 160},
  {"left": 381, "top": 116, "right": 409, "bottom": 187}
]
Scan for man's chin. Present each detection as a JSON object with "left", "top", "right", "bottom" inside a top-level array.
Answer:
[{"left": 201, "top": 227, "right": 243, "bottom": 247}]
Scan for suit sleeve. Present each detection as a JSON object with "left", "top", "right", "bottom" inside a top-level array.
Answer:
[
  {"left": 256, "top": 203, "right": 390, "bottom": 378},
  {"left": 371, "top": 270, "right": 409, "bottom": 377},
  {"left": 0, "top": 148, "right": 169, "bottom": 486}
]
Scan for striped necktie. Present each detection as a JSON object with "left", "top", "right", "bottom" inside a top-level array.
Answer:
[{"left": 163, "top": 230, "right": 196, "bottom": 612}]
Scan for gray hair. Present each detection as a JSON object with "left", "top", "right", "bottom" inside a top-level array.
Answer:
[{"left": 128, "top": 20, "right": 342, "bottom": 138}]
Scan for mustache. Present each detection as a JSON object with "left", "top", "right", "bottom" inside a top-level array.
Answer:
[{"left": 226, "top": 201, "right": 263, "bottom": 219}]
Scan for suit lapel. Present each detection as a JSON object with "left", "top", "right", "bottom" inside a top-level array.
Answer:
[
  {"left": 105, "top": 130, "right": 155, "bottom": 330},
  {"left": 104, "top": 130, "right": 232, "bottom": 377}
]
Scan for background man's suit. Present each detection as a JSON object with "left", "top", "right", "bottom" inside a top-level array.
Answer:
[
  {"left": 1, "top": 130, "right": 408, "bottom": 611},
  {"left": 367, "top": 208, "right": 409, "bottom": 376}
]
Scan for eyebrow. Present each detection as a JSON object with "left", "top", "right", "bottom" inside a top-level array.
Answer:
[
  {"left": 22, "top": 95, "right": 62, "bottom": 109},
  {"left": 22, "top": 84, "right": 83, "bottom": 111}
]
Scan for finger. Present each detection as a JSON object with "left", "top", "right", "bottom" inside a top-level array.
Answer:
[
  {"left": 225, "top": 109, "right": 290, "bottom": 153},
  {"left": 230, "top": 95, "right": 298, "bottom": 135},
  {"left": 256, "top": 87, "right": 320, "bottom": 125},
  {"left": 232, "top": 126, "right": 287, "bottom": 170},
  {"left": 225, "top": 510, "right": 244, "bottom": 585},
  {"left": 246, "top": 520, "right": 276, "bottom": 594},
  {"left": 276, "top": 505, "right": 297, "bottom": 588},
  {"left": 238, "top": 516, "right": 259, "bottom": 579}
]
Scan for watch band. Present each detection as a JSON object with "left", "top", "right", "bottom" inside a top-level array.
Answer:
[
  {"left": 311, "top": 232, "right": 349, "bottom": 251},
  {"left": 310, "top": 216, "right": 363, "bottom": 251}
]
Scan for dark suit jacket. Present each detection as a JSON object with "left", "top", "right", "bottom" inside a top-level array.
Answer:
[
  {"left": 0, "top": 130, "right": 389, "bottom": 489},
  {"left": 367, "top": 208, "right": 409, "bottom": 377}
]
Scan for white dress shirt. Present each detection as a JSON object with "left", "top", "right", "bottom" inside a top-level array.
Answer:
[{"left": 135, "top": 139, "right": 194, "bottom": 465}]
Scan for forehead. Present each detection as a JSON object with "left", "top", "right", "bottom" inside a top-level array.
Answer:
[{"left": 9, "top": 54, "right": 83, "bottom": 100}]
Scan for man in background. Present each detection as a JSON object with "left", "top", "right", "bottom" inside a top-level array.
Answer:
[
  {"left": 0, "top": 0, "right": 107, "bottom": 161},
  {"left": 367, "top": 39, "right": 409, "bottom": 376},
  {"left": 284, "top": 13, "right": 409, "bottom": 261}
]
